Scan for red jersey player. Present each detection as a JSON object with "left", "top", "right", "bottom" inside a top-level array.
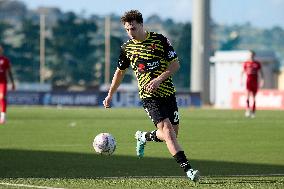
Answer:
[
  {"left": 0, "top": 45, "right": 15, "bottom": 124},
  {"left": 241, "top": 50, "right": 264, "bottom": 118}
]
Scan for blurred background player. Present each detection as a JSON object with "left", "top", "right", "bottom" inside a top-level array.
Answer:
[
  {"left": 0, "top": 45, "right": 15, "bottom": 124},
  {"left": 103, "top": 10, "right": 199, "bottom": 182},
  {"left": 241, "top": 50, "right": 264, "bottom": 118}
]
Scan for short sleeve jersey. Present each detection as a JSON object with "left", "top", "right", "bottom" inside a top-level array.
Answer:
[
  {"left": 0, "top": 56, "right": 11, "bottom": 83},
  {"left": 117, "top": 32, "right": 178, "bottom": 99},
  {"left": 243, "top": 60, "right": 261, "bottom": 80}
]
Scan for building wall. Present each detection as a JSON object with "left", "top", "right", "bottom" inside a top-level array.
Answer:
[{"left": 214, "top": 61, "right": 243, "bottom": 108}]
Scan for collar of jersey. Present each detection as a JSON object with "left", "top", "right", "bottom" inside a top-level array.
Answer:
[{"left": 132, "top": 31, "right": 150, "bottom": 44}]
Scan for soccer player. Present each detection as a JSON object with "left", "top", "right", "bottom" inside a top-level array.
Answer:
[
  {"left": 103, "top": 10, "right": 199, "bottom": 182},
  {"left": 0, "top": 45, "right": 15, "bottom": 124},
  {"left": 241, "top": 50, "right": 264, "bottom": 118}
]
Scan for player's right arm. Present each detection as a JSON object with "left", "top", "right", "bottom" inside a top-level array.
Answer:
[
  {"left": 241, "top": 62, "right": 246, "bottom": 87},
  {"left": 103, "top": 68, "right": 126, "bottom": 108},
  {"left": 103, "top": 45, "right": 130, "bottom": 108}
]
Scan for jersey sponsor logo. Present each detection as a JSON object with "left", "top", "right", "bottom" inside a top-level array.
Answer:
[
  {"left": 138, "top": 63, "right": 146, "bottom": 73},
  {"left": 147, "top": 61, "right": 160, "bottom": 70},
  {"left": 137, "top": 60, "right": 160, "bottom": 73}
]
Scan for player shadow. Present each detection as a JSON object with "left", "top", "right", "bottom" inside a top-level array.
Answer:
[{"left": 0, "top": 149, "right": 283, "bottom": 179}]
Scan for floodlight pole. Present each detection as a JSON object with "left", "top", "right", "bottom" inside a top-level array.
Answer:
[
  {"left": 104, "top": 15, "right": 111, "bottom": 85},
  {"left": 40, "top": 12, "right": 46, "bottom": 84},
  {"left": 191, "top": 0, "right": 211, "bottom": 104}
]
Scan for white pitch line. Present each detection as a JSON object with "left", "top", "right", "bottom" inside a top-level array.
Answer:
[{"left": 0, "top": 182, "right": 66, "bottom": 189}]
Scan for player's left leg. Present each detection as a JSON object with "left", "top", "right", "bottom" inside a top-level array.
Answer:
[
  {"left": 251, "top": 91, "right": 257, "bottom": 118},
  {"left": 155, "top": 118, "right": 199, "bottom": 182},
  {"left": 156, "top": 118, "right": 181, "bottom": 154},
  {"left": 136, "top": 95, "right": 200, "bottom": 181},
  {"left": 245, "top": 89, "right": 252, "bottom": 117}
]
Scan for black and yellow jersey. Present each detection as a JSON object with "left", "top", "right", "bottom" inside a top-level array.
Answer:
[{"left": 117, "top": 31, "right": 178, "bottom": 99}]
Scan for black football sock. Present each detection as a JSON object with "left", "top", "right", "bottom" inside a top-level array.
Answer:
[
  {"left": 145, "top": 130, "right": 163, "bottom": 142},
  {"left": 173, "top": 151, "right": 192, "bottom": 172}
]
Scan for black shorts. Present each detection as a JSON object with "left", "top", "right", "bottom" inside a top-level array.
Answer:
[{"left": 142, "top": 94, "right": 179, "bottom": 126}]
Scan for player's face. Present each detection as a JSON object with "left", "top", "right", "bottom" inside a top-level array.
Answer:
[{"left": 124, "top": 21, "right": 144, "bottom": 40}]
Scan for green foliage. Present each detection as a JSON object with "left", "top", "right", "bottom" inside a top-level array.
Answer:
[
  {"left": 213, "top": 24, "right": 284, "bottom": 64},
  {"left": 110, "top": 36, "right": 123, "bottom": 74},
  {"left": 0, "top": 21, "right": 10, "bottom": 42},
  {"left": 12, "top": 19, "right": 40, "bottom": 82},
  {"left": 174, "top": 23, "right": 192, "bottom": 88},
  {"left": 50, "top": 12, "right": 98, "bottom": 86},
  {"left": 0, "top": 21, "right": 14, "bottom": 59}
]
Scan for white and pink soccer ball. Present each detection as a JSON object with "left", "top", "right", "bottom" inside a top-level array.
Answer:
[{"left": 93, "top": 133, "right": 116, "bottom": 155}]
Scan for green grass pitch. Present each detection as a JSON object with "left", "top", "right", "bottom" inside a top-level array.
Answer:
[{"left": 0, "top": 107, "right": 283, "bottom": 188}]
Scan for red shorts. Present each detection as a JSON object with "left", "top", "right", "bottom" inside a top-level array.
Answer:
[
  {"left": 246, "top": 78, "right": 258, "bottom": 94},
  {"left": 0, "top": 83, "right": 7, "bottom": 99}
]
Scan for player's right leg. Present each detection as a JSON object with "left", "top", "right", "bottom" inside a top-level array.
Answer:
[
  {"left": 135, "top": 130, "right": 146, "bottom": 158},
  {"left": 136, "top": 96, "right": 178, "bottom": 157},
  {"left": 135, "top": 98, "right": 163, "bottom": 158}
]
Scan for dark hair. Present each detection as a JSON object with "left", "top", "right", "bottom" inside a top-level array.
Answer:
[
  {"left": 249, "top": 50, "right": 255, "bottom": 56},
  {"left": 121, "top": 10, "right": 143, "bottom": 24}
]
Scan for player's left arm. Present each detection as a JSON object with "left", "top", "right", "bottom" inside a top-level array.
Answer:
[
  {"left": 7, "top": 67, "right": 15, "bottom": 91},
  {"left": 146, "top": 34, "right": 179, "bottom": 92},
  {"left": 258, "top": 66, "right": 264, "bottom": 88},
  {"left": 145, "top": 59, "right": 180, "bottom": 92}
]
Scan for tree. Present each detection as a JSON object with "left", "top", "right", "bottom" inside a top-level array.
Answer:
[
  {"left": 0, "top": 21, "right": 13, "bottom": 53},
  {"left": 0, "top": 21, "right": 10, "bottom": 42},
  {"left": 174, "top": 23, "right": 192, "bottom": 88},
  {"left": 220, "top": 31, "right": 240, "bottom": 50},
  {"left": 12, "top": 19, "right": 40, "bottom": 82},
  {"left": 50, "top": 12, "right": 98, "bottom": 86}
]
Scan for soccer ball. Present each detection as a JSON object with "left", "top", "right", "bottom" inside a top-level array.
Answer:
[{"left": 92, "top": 133, "right": 116, "bottom": 155}]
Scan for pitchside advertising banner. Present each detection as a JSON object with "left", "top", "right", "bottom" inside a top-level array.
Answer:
[
  {"left": 7, "top": 91, "right": 201, "bottom": 107},
  {"left": 231, "top": 90, "right": 284, "bottom": 110}
]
